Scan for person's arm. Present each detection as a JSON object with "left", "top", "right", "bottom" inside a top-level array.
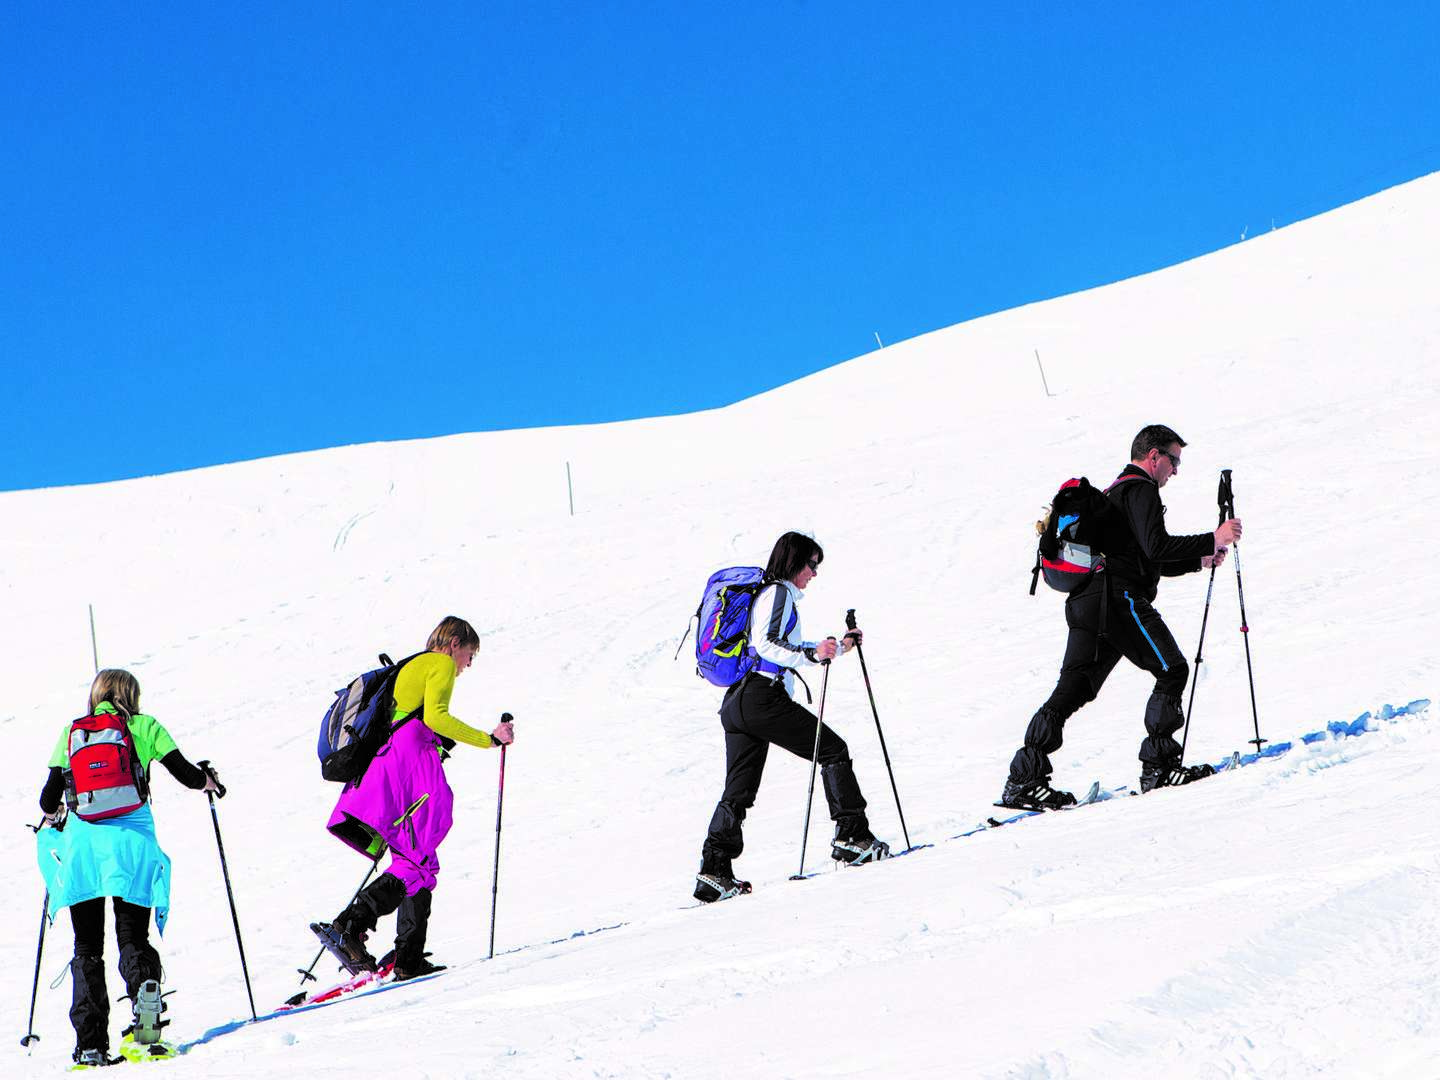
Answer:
[
  {"left": 750, "top": 585, "right": 820, "bottom": 668},
  {"left": 421, "top": 659, "right": 497, "bottom": 749},
  {"left": 40, "top": 767, "right": 65, "bottom": 816},
  {"left": 159, "top": 749, "right": 209, "bottom": 790},
  {"left": 1125, "top": 485, "right": 1215, "bottom": 566}
]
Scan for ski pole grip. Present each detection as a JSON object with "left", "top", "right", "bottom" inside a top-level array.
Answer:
[
  {"left": 845, "top": 608, "right": 857, "bottom": 631},
  {"left": 197, "top": 760, "right": 227, "bottom": 799}
]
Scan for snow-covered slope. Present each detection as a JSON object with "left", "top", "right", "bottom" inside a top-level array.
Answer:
[{"left": 4, "top": 172, "right": 1438, "bottom": 1079}]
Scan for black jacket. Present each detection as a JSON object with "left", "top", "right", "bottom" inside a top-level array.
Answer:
[{"left": 1099, "top": 465, "right": 1214, "bottom": 601}]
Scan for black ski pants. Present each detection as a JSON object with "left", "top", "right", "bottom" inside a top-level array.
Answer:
[
  {"left": 337, "top": 871, "right": 433, "bottom": 971},
  {"left": 68, "top": 896, "right": 161, "bottom": 1054},
  {"left": 701, "top": 672, "right": 870, "bottom": 875},
  {"left": 1009, "top": 578, "right": 1190, "bottom": 786}
]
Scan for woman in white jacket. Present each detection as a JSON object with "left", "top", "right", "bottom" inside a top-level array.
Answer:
[{"left": 695, "top": 532, "right": 890, "bottom": 903}]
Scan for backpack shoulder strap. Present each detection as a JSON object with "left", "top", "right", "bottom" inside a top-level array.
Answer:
[{"left": 1104, "top": 472, "right": 1148, "bottom": 495}]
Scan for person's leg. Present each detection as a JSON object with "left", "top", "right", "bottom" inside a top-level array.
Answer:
[
  {"left": 1009, "top": 587, "right": 1121, "bottom": 786},
  {"left": 737, "top": 679, "right": 877, "bottom": 846},
  {"left": 335, "top": 872, "right": 408, "bottom": 936},
  {"left": 392, "top": 887, "right": 435, "bottom": 976},
  {"left": 701, "top": 682, "right": 770, "bottom": 877},
  {"left": 1112, "top": 589, "right": 1191, "bottom": 769},
  {"left": 112, "top": 898, "right": 161, "bottom": 1000},
  {"left": 69, "top": 898, "right": 109, "bottom": 1056}
]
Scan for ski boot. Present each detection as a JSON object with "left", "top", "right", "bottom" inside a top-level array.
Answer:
[
  {"left": 310, "top": 920, "right": 378, "bottom": 976},
  {"left": 998, "top": 778, "right": 1077, "bottom": 811},
  {"left": 693, "top": 872, "right": 753, "bottom": 903},
  {"left": 71, "top": 1048, "right": 122, "bottom": 1069},
  {"left": 125, "top": 978, "right": 167, "bottom": 1045},
  {"left": 1140, "top": 762, "right": 1216, "bottom": 793},
  {"left": 394, "top": 955, "right": 448, "bottom": 982},
  {"left": 831, "top": 834, "right": 891, "bottom": 866}
]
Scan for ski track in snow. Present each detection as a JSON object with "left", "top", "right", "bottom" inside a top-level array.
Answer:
[{"left": 6, "top": 173, "right": 1440, "bottom": 1077}]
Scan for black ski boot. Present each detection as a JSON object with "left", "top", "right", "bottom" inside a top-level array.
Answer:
[
  {"left": 694, "top": 872, "right": 753, "bottom": 903},
  {"left": 1140, "top": 762, "right": 1216, "bottom": 793},
  {"left": 72, "top": 1048, "right": 120, "bottom": 1068},
  {"left": 394, "top": 955, "right": 447, "bottom": 982},
  {"left": 694, "top": 853, "right": 752, "bottom": 903},
  {"left": 999, "top": 778, "right": 1077, "bottom": 810},
  {"left": 310, "top": 920, "right": 378, "bottom": 976},
  {"left": 831, "top": 832, "right": 891, "bottom": 865}
]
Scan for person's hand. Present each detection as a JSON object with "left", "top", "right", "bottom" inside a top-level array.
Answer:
[
  {"left": 815, "top": 637, "right": 839, "bottom": 662},
  {"left": 201, "top": 762, "right": 224, "bottom": 795},
  {"left": 1202, "top": 548, "right": 1228, "bottom": 569},
  {"left": 491, "top": 718, "right": 514, "bottom": 746},
  {"left": 43, "top": 807, "right": 67, "bottom": 829},
  {"left": 841, "top": 628, "right": 863, "bottom": 653},
  {"left": 1215, "top": 518, "right": 1243, "bottom": 548}
]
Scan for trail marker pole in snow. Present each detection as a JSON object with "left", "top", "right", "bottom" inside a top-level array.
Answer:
[
  {"left": 566, "top": 463, "right": 574, "bottom": 517},
  {"left": 289, "top": 861, "right": 380, "bottom": 1000},
  {"left": 488, "top": 713, "right": 513, "bottom": 961},
  {"left": 88, "top": 604, "right": 99, "bottom": 673},
  {"left": 1034, "top": 349, "right": 1055, "bottom": 397},
  {"left": 22, "top": 819, "right": 52, "bottom": 1049},
  {"left": 790, "top": 646, "right": 835, "bottom": 881},
  {"left": 1222, "top": 471, "right": 1266, "bottom": 752},
  {"left": 199, "top": 763, "right": 257, "bottom": 1020},
  {"left": 845, "top": 609, "right": 913, "bottom": 851},
  {"left": 1181, "top": 476, "right": 1230, "bottom": 762}
]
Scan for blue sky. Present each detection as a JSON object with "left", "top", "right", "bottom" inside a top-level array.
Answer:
[{"left": 5, "top": 2, "right": 1438, "bottom": 491}]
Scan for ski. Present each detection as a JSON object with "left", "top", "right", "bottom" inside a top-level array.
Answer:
[
  {"left": 177, "top": 966, "right": 445, "bottom": 1053},
  {"left": 788, "top": 840, "right": 934, "bottom": 882},
  {"left": 974, "top": 780, "right": 1107, "bottom": 831},
  {"left": 278, "top": 962, "right": 394, "bottom": 1011}
]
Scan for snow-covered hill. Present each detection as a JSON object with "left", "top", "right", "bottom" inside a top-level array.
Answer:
[{"left": 5, "top": 172, "right": 1438, "bottom": 1079}]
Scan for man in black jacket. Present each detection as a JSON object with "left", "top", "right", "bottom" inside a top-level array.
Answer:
[{"left": 1002, "top": 424, "right": 1244, "bottom": 809}]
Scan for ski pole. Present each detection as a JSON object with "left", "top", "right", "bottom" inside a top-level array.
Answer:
[
  {"left": 844, "top": 609, "right": 913, "bottom": 852},
  {"left": 289, "top": 860, "right": 380, "bottom": 999},
  {"left": 1181, "top": 474, "right": 1231, "bottom": 762},
  {"left": 198, "top": 762, "right": 257, "bottom": 1020},
  {"left": 22, "top": 818, "right": 52, "bottom": 1049},
  {"left": 1222, "top": 471, "right": 1266, "bottom": 752},
  {"left": 487, "top": 713, "right": 513, "bottom": 961},
  {"left": 790, "top": 645, "right": 834, "bottom": 880}
]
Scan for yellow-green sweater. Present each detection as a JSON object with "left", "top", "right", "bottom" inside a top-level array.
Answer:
[{"left": 394, "top": 651, "right": 495, "bottom": 749}]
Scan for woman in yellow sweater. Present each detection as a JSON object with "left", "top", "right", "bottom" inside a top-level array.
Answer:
[{"left": 318, "top": 616, "right": 513, "bottom": 980}]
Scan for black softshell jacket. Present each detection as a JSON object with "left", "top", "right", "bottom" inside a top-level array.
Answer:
[{"left": 1100, "top": 465, "right": 1216, "bottom": 601}]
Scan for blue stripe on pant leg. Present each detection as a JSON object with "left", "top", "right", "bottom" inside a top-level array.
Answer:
[{"left": 1124, "top": 591, "right": 1169, "bottom": 672}]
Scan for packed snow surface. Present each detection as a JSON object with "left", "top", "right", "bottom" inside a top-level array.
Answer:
[{"left": 5, "top": 172, "right": 1439, "bottom": 1078}]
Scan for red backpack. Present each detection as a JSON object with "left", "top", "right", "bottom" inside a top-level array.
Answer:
[{"left": 65, "top": 712, "right": 150, "bottom": 821}]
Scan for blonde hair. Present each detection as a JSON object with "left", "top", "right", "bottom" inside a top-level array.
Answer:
[
  {"left": 426, "top": 616, "right": 480, "bottom": 653},
  {"left": 89, "top": 669, "right": 142, "bottom": 720}
]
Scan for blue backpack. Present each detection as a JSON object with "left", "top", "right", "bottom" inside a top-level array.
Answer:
[
  {"left": 317, "top": 652, "right": 425, "bottom": 782},
  {"left": 688, "top": 567, "right": 797, "bottom": 687}
]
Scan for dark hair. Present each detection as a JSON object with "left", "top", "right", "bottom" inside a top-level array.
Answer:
[
  {"left": 1130, "top": 424, "right": 1187, "bottom": 461},
  {"left": 764, "top": 532, "right": 823, "bottom": 584}
]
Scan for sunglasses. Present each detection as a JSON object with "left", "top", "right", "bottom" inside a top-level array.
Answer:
[
  {"left": 1159, "top": 450, "right": 1181, "bottom": 468},
  {"left": 805, "top": 558, "right": 820, "bottom": 572}
]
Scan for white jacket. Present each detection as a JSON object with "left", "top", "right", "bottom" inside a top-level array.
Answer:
[{"left": 748, "top": 580, "right": 823, "bottom": 699}]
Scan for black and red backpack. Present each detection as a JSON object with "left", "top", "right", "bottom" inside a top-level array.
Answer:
[
  {"left": 1029, "top": 475, "right": 1143, "bottom": 595},
  {"left": 63, "top": 712, "right": 150, "bottom": 821}
]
